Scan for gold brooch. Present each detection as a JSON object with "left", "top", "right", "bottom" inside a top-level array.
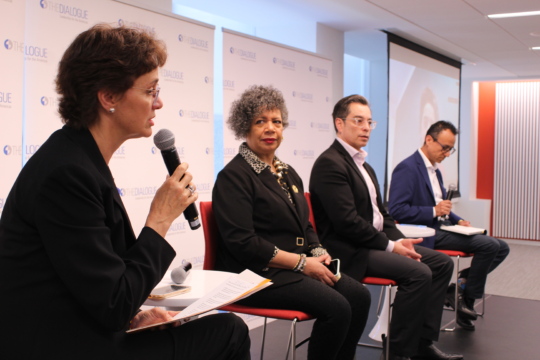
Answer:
[{"left": 291, "top": 185, "right": 299, "bottom": 193}]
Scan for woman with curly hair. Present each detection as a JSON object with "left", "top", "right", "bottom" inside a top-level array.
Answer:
[{"left": 213, "top": 85, "right": 371, "bottom": 360}]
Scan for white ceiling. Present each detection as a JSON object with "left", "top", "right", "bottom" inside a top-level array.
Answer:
[{"left": 176, "top": 0, "right": 540, "bottom": 80}]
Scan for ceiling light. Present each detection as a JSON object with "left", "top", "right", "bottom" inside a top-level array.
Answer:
[
  {"left": 488, "top": 10, "right": 540, "bottom": 19},
  {"left": 531, "top": 47, "right": 540, "bottom": 50}
]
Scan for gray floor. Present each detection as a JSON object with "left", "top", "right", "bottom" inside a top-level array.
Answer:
[
  {"left": 483, "top": 239, "right": 540, "bottom": 300},
  {"left": 247, "top": 239, "right": 540, "bottom": 359}
]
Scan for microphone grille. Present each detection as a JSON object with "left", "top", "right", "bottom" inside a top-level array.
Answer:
[
  {"left": 153, "top": 129, "right": 175, "bottom": 151},
  {"left": 448, "top": 183, "right": 457, "bottom": 190}
]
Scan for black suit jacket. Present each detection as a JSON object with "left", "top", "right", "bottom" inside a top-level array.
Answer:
[
  {"left": 0, "top": 126, "right": 175, "bottom": 359},
  {"left": 309, "top": 140, "right": 404, "bottom": 279},
  {"left": 212, "top": 153, "right": 320, "bottom": 287}
]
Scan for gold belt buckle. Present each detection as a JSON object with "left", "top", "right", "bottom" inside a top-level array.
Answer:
[{"left": 296, "top": 237, "right": 304, "bottom": 246}]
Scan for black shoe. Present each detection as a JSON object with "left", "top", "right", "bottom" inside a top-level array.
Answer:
[
  {"left": 457, "top": 295, "right": 478, "bottom": 320},
  {"left": 456, "top": 312, "right": 475, "bottom": 331},
  {"left": 444, "top": 283, "right": 456, "bottom": 310},
  {"left": 380, "top": 335, "right": 411, "bottom": 360},
  {"left": 411, "top": 343, "right": 463, "bottom": 360}
]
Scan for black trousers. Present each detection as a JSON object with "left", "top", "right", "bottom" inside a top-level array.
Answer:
[
  {"left": 435, "top": 230, "right": 510, "bottom": 299},
  {"left": 123, "top": 313, "right": 251, "bottom": 360},
  {"left": 237, "top": 273, "right": 371, "bottom": 360},
  {"left": 364, "top": 246, "right": 453, "bottom": 357}
]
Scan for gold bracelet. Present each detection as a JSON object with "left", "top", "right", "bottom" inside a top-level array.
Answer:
[{"left": 292, "top": 254, "right": 302, "bottom": 270}]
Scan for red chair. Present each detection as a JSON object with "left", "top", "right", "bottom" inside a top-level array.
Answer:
[
  {"left": 304, "top": 193, "right": 395, "bottom": 359},
  {"left": 200, "top": 201, "right": 314, "bottom": 360},
  {"left": 436, "top": 249, "right": 485, "bottom": 331}
]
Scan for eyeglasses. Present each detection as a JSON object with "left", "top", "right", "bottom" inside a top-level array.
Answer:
[
  {"left": 432, "top": 137, "right": 456, "bottom": 155},
  {"left": 342, "top": 117, "right": 377, "bottom": 129},
  {"left": 132, "top": 86, "right": 160, "bottom": 106}
]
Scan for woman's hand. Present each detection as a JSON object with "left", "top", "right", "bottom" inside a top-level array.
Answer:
[
  {"left": 145, "top": 162, "right": 198, "bottom": 237},
  {"left": 129, "top": 307, "right": 180, "bottom": 330},
  {"left": 302, "top": 254, "right": 338, "bottom": 286}
]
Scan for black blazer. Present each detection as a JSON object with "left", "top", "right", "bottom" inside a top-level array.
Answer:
[
  {"left": 0, "top": 126, "right": 175, "bottom": 359},
  {"left": 309, "top": 140, "right": 404, "bottom": 279},
  {"left": 212, "top": 153, "right": 320, "bottom": 287}
]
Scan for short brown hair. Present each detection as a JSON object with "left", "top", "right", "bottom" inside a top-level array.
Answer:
[
  {"left": 332, "top": 94, "right": 369, "bottom": 132},
  {"left": 55, "top": 24, "right": 167, "bottom": 129}
]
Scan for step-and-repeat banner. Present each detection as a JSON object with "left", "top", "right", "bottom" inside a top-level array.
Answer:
[
  {"left": 223, "top": 30, "right": 334, "bottom": 187},
  {"left": 0, "top": 0, "right": 214, "bottom": 270}
]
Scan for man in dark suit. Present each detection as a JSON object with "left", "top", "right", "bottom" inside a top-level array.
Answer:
[
  {"left": 309, "top": 95, "right": 462, "bottom": 360},
  {"left": 388, "top": 120, "right": 509, "bottom": 331}
]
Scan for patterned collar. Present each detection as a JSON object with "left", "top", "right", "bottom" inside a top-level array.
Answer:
[{"left": 239, "top": 142, "right": 289, "bottom": 174}]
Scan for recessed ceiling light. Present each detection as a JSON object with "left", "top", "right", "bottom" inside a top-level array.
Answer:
[
  {"left": 488, "top": 10, "right": 540, "bottom": 19},
  {"left": 531, "top": 47, "right": 540, "bottom": 50}
]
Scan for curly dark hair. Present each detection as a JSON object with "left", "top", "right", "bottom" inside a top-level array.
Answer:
[
  {"left": 55, "top": 23, "right": 167, "bottom": 129},
  {"left": 227, "top": 85, "right": 289, "bottom": 140}
]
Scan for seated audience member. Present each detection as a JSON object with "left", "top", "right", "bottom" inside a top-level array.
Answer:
[
  {"left": 309, "top": 94, "right": 463, "bottom": 360},
  {"left": 0, "top": 24, "right": 249, "bottom": 360},
  {"left": 388, "top": 120, "right": 509, "bottom": 330},
  {"left": 212, "top": 85, "right": 371, "bottom": 360}
]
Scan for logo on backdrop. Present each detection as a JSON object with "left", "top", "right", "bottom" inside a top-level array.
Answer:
[
  {"left": 4, "top": 144, "right": 42, "bottom": 159},
  {"left": 309, "top": 65, "right": 329, "bottom": 78},
  {"left": 273, "top": 57, "right": 296, "bottom": 70},
  {"left": 287, "top": 119, "right": 297, "bottom": 129},
  {"left": 224, "top": 147, "right": 238, "bottom": 159},
  {"left": 112, "top": 146, "right": 126, "bottom": 159},
  {"left": 293, "top": 149, "right": 315, "bottom": 159},
  {"left": 177, "top": 33, "right": 209, "bottom": 51},
  {"left": 205, "top": 147, "right": 213, "bottom": 155},
  {"left": 117, "top": 185, "right": 157, "bottom": 199},
  {"left": 167, "top": 220, "right": 187, "bottom": 236},
  {"left": 4, "top": 39, "right": 48, "bottom": 62},
  {"left": 179, "top": 109, "right": 210, "bottom": 123},
  {"left": 229, "top": 47, "right": 257, "bottom": 62},
  {"left": 292, "top": 91, "right": 314, "bottom": 103},
  {"left": 223, "top": 79, "right": 235, "bottom": 91},
  {"left": 0, "top": 91, "right": 13, "bottom": 109},
  {"left": 310, "top": 121, "right": 330, "bottom": 132},
  {"left": 40, "top": 96, "right": 57, "bottom": 107},
  {"left": 117, "top": 19, "right": 155, "bottom": 35},
  {"left": 40, "top": 1, "right": 89, "bottom": 23},
  {"left": 195, "top": 182, "right": 211, "bottom": 194},
  {"left": 161, "top": 68, "right": 184, "bottom": 83}
]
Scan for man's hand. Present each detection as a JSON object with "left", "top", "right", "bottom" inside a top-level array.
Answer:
[
  {"left": 393, "top": 238, "right": 423, "bottom": 261},
  {"left": 458, "top": 219, "right": 471, "bottom": 227},
  {"left": 435, "top": 200, "right": 452, "bottom": 217}
]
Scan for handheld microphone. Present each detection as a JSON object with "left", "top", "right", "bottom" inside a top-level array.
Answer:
[
  {"left": 171, "top": 260, "right": 193, "bottom": 284},
  {"left": 446, "top": 183, "right": 457, "bottom": 201},
  {"left": 153, "top": 129, "right": 201, "bottom": 230},
  {"left": 443, "top": 183, "right": 457, "bottom": 221}
]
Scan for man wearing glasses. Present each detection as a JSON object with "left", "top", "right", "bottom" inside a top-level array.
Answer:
[
  {"left": 310, "top": 96, "right": 461, "bottom": 360},
  {"left": 388, "top": 120, "right": 509, "bottom": 331}
]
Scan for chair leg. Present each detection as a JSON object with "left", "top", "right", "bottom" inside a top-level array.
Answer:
[
  {"left": 442, "top": 255, "right": 461, "bottom": 331},
  {"left": 285, "top": 318, "right": 298, "bottom": 360},
  {"left": 260, "top": 317, "right": 268, "bottom": 360},
  {"left": 477, "top": 293, "right": 486, "bottom": 317},
  {"left": 357, "top": 285, "right": 385, "bottom": 349},
  {"left": 384, "top": 284, "right": 392, "bottom": 360}
]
